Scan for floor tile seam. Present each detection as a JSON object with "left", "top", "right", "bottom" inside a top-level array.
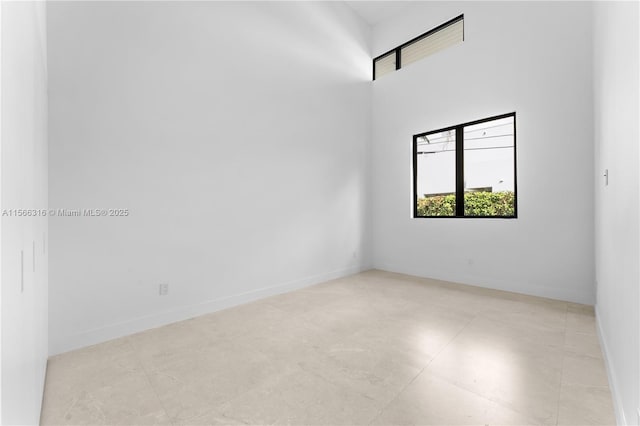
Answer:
[
  {"left": 560, "top": 375, "right": 612, "bottom": 387},
  {"left": 474, "top": 310, "right": 569, "bottom": 334},
  {"left": 554, "top": 382, "right": 617, "bottom": 425},
  {"left": 565, "top": 330, "right": 599, "bottom": 336},
  {"left": 565, "top": 329, "right": 598, "bottom": 337},
  {"left": 365, "top": 368, "right": 420, "bottom": 426},
  {"left": 184, "top": 406, "right": 252, "bottom": 426},
  {"left": 364, "top": 353, "right": 431, "bottom": 423},
  {"left": 217, "top": 359, "right": 378, "bottom": 426},
  {"left": 422, "top": 367, "right": 555, "bottom": 425},
  {"left": 555, "top": 303, "right": 570, "bottom": 426},
  {"left": 423, "top": 312, "right": 478, "bottom": 364},
  {"left": 368, "top": 313, "right": 480, "bottom": 425},
  {"left": 126, "top": 337, "right": 177, "bottom": 426},
  {"left": 292, "top": 357, "right": 383, "bottom": 412},
  {"left": 561, "top": 349, "right": 604, "bottom": 361},
  {"left": 418, "top": 304, "right": 569, "bottom": 425},
  {"left": 289, "top": 313, "right": 363, "bottom": 341},
  {"left": 201, "top": 371, "right": 293, "bottom": 426},
  {"left": 558, "top": 383, "right": 613, "bottom": 391},
  {"left": 130, "top": 333, "right": 263, "bottom": 368},
  {"left": 478, "top": 301, "right": 570, "bottom": 313},
  {"left": 284, "top": 325, "right": 444, "bottom": 421}
]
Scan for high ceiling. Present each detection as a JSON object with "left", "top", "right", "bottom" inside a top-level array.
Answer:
[{"left": 345, "top": 1, "right": 418, "bottom": 26}]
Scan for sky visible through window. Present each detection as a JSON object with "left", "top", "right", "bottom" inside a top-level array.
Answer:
[{"left": 416, "top": 116, "right": 514, "bottom": 198}]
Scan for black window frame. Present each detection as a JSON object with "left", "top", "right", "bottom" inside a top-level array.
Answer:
[
  {"left": 373, "top": 14, "right": 464, "bottom": 81},
  {"left": 412, "top": 112, "right": 518, "bottom": 219}
]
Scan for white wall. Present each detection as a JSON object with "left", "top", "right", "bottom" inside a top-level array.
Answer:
[
  {"left": 593, "top": 2, "right": 639, "bottom": 424},
  {"left": 0, "top": 1, "right": 49, "bottom": 424},
  {"left": 47, "top": 2, "right": 372, "bottom": 355},
  {"left": 371, "top": 1, "right": 595, "bottom": 304}
]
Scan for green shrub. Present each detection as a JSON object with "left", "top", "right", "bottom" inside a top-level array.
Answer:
[
  {"left": 417, "top": 191, "right": 515, "bottom": 217},
  {"left": 416, "top": 193, "right": 456, "bottom": 216}
]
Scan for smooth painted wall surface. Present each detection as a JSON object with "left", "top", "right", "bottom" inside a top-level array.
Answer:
[
  {"left": 371, "top": 1, "right": 595, "bottom": 304},
  {"left": 0, "top": 1, "right": 49, "bottom": 423},
  {"left": 48, "top": 2, "right": 371, "bottom": 355},
  {"left": 593, "top": 2, "right": 639, "bottom": 424}
]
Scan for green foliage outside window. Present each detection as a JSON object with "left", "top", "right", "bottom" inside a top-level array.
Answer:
[{"left": 416, "top": 191, "right": 515, "bottom": 217}]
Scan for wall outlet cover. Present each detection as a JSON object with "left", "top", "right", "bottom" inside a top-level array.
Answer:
[{"left": 159, "top": 283, "right": 169, "bottom": 296}]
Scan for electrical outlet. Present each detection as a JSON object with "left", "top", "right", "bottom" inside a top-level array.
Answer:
[{"left": 158, "top": 283, "right": 169, "bottom": 296}]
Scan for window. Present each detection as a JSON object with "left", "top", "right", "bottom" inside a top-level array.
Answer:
[
  {"left": 374, "top": 51, "right": 396, "bottom": 79},
  {"left": 413, "top": 113, "right": 517, "bottom": 218},
  {"left": 373, "top": 14, "right": 464, "bottom": 80}
]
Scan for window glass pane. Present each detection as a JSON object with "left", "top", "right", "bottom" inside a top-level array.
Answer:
[
  {"left": 401, "top": 19, "right": 463, "bottom": 67},
  {"left": 374, "top": 52, "right": 395, "bottom": 79},
  {"left": 463, "top": 116, "right": 515, "bottom": 216},
  {"left": 415, "top": 129, "right": 456, "bottom": 216}
]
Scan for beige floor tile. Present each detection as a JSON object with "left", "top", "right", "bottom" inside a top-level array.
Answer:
[
  {"left": 241, "top": 320, "right": 339, "bottom": 365},
  {"left": 442, "top": 314, "right": 566, "bottom": 362},
  {"left": 426, "top": 288, "right": 496, "bottom": 316},
  {"left": 263, "top": 283, "right": 347, "bottom": 315},
  {"left": 220, "top": 367, "right": 380, "bottom": 425},
  {"left": 371, "top": 373, "right": 537, "bottom": 425},
  {"left": 566, "top": 310, "right": 597, "bottom": 334},
  {"left": 41, "top": 372, "right": 170, "bottom": 425},
  {"left": 146, "top": 340, "right": 287, "bottom": 423},
  {"left": 561, "top": 353, "right": 610, "bottom": 387},
  {"left": 177, "top": 408, "right": 248, "bottom": 425},
  {"left": 128, "top": 318, "right": 216, "bottom": 371},
  {"left": 479, "top": 299, "right": 567, "bottom": 333},
  {"left": 45, "top": 338, "right": 143, "bottom": 389},
  {"left": 196, "top": 298, "right": 300, "bottom": 340},
  {"left": 295, "top": 338, "right": 423, "bottom": 406},
  {"left": 564, "top": 331, "right": 603, "bottom": 359},
  {"left": 240, "top": 311, "right": 426, "bottom": 407},
  {"left": 557, "top": 384, "right": 616, "bottom": 426},
  {"left": 426, "top": 317, "right": 564, "bottom": 424},
  {"left": 567, "top": 302, "right": 595, "bottom": 315},
  {"left": 41, "top": 338, "right": 155, "bottom": 425},
  {"left": 41, "top": 270, "right": 614, "bottom": 426}
]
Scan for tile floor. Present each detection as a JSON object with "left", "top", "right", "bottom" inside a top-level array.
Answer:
[{"left": 40, "top": 270, "right": 616, "bottom": 425}]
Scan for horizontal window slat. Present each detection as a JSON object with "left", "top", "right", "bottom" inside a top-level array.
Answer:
[
  {"left": 400, "top": 20, "right": 463, "bottom": 67},
  {"left": 374, "top": 52, "right": 396, "bottom": 79}
]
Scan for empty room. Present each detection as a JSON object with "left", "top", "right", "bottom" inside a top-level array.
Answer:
[{"left": 1, "top": 0, "right": 638, "bottom": 425}]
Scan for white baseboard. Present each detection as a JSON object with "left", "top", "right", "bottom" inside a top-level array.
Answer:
[
  {"left": 595, "top": 304, "right": 628, "bottom": 426},
  {"left": 49, "top": 264, "right": 369, "bottom": 356}
]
